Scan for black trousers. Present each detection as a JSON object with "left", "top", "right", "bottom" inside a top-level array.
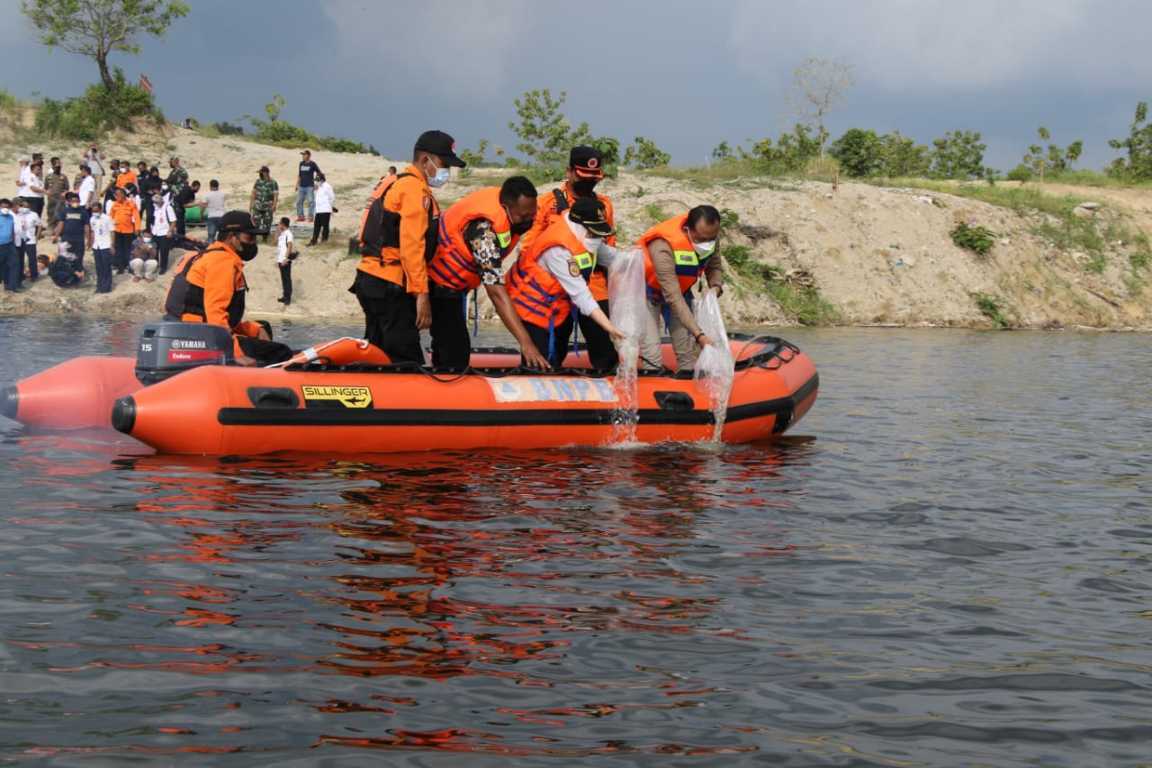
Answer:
[
  {"left": 524, "top": 317, "right": 574, "bottom": 369},
  {"left": 236, "top": 335, "right": 294, "bottom": 366},
  {"left": 279, "top": 261, "right": 292, "bottom": 303},
  {"left": 113, "top": 232, "right": 134, "bottom": 272},
  {"left": 429, "top": 291, "right": 471, "bottom": 369},
  {"left": 175, "top": 205, "right": 186, "bottom": 236},
  {"left": 351, "top": 273, "right": 423, "bottom": 364},
  {"left": 26, "top": 198, "right": 44, "bottom": 217},
  {"left": 311, "top": 213, "right": 331, "bottom": 243},
  {"left": 576, "top": 299, "right": 616, "bottom": 369},
  {"left": 155, "top": 236, "right": 172, "bottom": 274}
]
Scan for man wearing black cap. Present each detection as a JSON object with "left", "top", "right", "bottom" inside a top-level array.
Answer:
[
  {"left": 165, "top": 210, "right": 292, "bottom": 366},
  {"left": 349, "top": 130, "right": 465, "bottom": 363},
  {"left": 519, "top": 146, "right": 618, "bottom": 368},
  {"left": 507, "top": 196, "right": 627, "bottom": 368}
]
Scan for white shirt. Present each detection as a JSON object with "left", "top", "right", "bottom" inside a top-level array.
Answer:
[
  {"left": 13, "top": 209, "right": 40, "bottom": 247},
  {"left": 276, "top": 228, "right": 294, "bottom": 264},
  {"left": 314, "top": 181, "right": 335, "bottom": 214},
  {"left": 151, "top": 198, "right": 176, "bottom": 237},
  {"left": 18, "top": 171, "right": 43, "bottom": 199},
  {"left": 84, "top": 152, "right": 104, "bottom": 176},
  {"left": 90, "top": 213, "right": 114, "bottom": 250},
  {"left": 538, "top": 216, "right": 619, "bottom": 317},
  {"left": 78, "top": 175, "right": 97, "bottom": 207},
  {"left": 204, "top": 190, "right": 226, "bottom": 218}
]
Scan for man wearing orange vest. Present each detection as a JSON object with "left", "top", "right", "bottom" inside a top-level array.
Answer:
[
  {"left": 637, "top": 206, "right": 725, "bottom": 371},
  {"left": 427, "top": 176, "right": 550, "bottom": 370},
  {"left": 519, "top": 146, "right": 618, "bottom": 369},
  {"left": 165, "top": 211, "right": 292, "bottom": 366},
  {"left": 349, "top": 130, "right": 465, "bottom": 364},
  {"left": 507, "top": 197, "right": 627, "bottom": 368},
  {"left": 108, "top": 187, "right": 141, "bottom": 275}
]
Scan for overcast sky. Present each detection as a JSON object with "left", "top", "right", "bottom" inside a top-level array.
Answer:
[{"left": 2, "top": 0, "right": 1148, "bottom": 169}]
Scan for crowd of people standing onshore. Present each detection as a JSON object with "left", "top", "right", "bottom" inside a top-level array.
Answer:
[{"left": 1, "top": 144, "right": 338, "bottom": 300}]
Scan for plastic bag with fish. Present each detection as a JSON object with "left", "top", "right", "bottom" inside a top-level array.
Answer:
[{"left": 693, "top": 288, "right": 734, "bottom": 441}]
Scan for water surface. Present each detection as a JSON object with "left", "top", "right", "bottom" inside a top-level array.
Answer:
[{"left": 1, "top": 317, "right": 1150, "bottom": 766}]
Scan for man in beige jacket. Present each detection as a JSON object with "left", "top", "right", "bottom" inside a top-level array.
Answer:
[{"left": 636, "top": 205, "right": 724, "bottom": 370}]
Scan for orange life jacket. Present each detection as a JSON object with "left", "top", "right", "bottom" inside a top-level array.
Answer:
[
  {"left": 521, "top": 186, "right": 615, "bottom": 303},
  {"left": 638, "top": 214, "right": 711, "bottom": 300},
  {"left": 507, "top": 218, "right": 595, "bottom": 330},
  {"left": 428, "top": 187, "right": 517, "bottom": 292}
]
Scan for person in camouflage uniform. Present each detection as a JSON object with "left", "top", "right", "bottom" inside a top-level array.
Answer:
[
  {"left": 44, "top": 157, "right": 71, "bottom": 226},
  {"left": 165, "top": 157, "right": 191, "bottom": 234},
  {"left": 249, "top": 166, "right": 279, "bottom": 241}
]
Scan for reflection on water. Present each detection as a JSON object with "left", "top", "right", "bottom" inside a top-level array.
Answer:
[{"left": 1, "top": 318, "right": 1151, "bottom": 766}]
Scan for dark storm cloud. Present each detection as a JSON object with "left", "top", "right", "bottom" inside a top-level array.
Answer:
[{"left": 2, "top": 0, "right": 1148, "bottom": 169}]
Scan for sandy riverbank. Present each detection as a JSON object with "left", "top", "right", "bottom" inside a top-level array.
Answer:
[{"left": 3, "top": 122, "right": 1151, "bottom": 330}]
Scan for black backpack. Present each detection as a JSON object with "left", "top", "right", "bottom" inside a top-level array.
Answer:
[
  {"left": 163, "top": 245, "right": 219, "bottom": 319},
  {"left": 358, "top": 173, "right": 411, "bottom": 257}
]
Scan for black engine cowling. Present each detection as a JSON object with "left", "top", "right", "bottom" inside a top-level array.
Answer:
[{"left": 135, "top": 322, "right": 234, "bottom": 385}]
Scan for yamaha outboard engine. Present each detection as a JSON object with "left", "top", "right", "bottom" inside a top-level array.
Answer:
[{"left": 135, "top": 322, "right": 234, "bottom": 385}]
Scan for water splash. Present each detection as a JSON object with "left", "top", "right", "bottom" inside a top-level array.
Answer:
[
  {"left": 608, "top": 249, "right": 647, "bottom": 444},
  {"left": 692, "top": 290, "right": 735, "bottom": 442}
]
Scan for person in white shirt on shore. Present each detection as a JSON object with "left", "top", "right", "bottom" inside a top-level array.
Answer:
[
  {"left": 201, "top": 179, "right": 227, "bottom": 242},
  {"left": 150, "top": 189, "right": 178, "bottom": 274},
  {"left": 88, "top": 201, "right": 115, "bottom": 293},
  {"left": 275, "top": 216, "right": 295, "bottom": 306},
  {"left": 76, "top": 164, "right": 97, "bottom": 208},
  {"left": 13, "top": 198, "right": 42, "bottom": 285},
  {"left": 18, "top": 161, "right": 46, "bottom": 217},
  {"left": 308, "top": 172, "right": 336, "bottom": 245}
]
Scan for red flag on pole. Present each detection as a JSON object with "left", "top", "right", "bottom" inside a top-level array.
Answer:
[{"left": 139, "top": 74, "right": 153, "bottom": 94}]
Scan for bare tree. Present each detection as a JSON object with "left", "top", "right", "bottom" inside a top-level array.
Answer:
[{"left": 789, "top": 57, "right": 855, "bottom": 155}]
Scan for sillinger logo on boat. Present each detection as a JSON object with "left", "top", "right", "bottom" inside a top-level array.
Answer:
[{"left": 300, "top": 385, "right": 374, "bottom": 409}]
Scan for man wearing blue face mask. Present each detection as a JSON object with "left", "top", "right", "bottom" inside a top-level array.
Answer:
[
  {"left": 350, "top": 130, "right": 465, "bottom": 363},
  {"left": 636, "top": 206, "right": 726, "bottom": 371}
]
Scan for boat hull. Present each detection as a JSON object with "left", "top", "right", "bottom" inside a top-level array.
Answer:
[{"left": 113, "top": 337, "right": 818, "bottom": 455}]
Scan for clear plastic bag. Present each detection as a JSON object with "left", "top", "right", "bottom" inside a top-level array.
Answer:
[
  {"left": 608, "top": 248, "right": 646, "bottom": 443},
  {"left": 693, "top": 288, "right": 735, "bottom": 441}
]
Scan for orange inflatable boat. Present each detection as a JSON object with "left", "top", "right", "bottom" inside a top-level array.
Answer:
[{"left": 4, "top": 325, "right": 818, "bottom": 455}]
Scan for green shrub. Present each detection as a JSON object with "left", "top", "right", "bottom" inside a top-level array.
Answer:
[
  {"left": 951, "top": 222, "right": 996, "bottom": 256},
  {"left": 719, "top": 208, "right": 740, "bottom": 230},
  {"left": 214, "top": 121, "right": 245, "bottom": 136},
  {"left": 35, "top": 70, "right": 159, "bottom": 140},
  {"left": 643, "top": 202, "right": 667, "bottom": 223},
  {"left": 0, "top": 89, "right": 17, "bottom": 113},
  {"left": 973, "top": 293, "right": 1010, "bottom": 328},
  {"left": 931, "top": 130, "right": 986, "bottom": 179},
  {"left": 829, "top": 128, "right": 883, "bottom": 177},
  {"left": 624, "top": 136, "right": 671, "bottom": 169},
  {"left": 721, "top": 244, "right": 752, "bottom": 271},
  {"left": 766, "top": 282, "right": 840, "bottom": 325},
  {"left": 1108, "top": 101, "right": 1152, "bottom": 180},
  {"left": 1006, "top": 164, "right": 1033, "bottom": 182}
]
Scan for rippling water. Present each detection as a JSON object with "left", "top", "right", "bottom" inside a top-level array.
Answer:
[{"left": 1, "top": 317, "right": 1150, "bottom": 766}]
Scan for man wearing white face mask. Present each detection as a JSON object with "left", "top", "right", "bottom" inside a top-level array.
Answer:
[
  {"left": 636, "top": 206, "right": 725, "bottom": 371},
  {"left": 507, "top": 197, "right": 627, "bottom": 368},
  {"left": 349, "top": 130, "right": 465, "bottom": 363}
]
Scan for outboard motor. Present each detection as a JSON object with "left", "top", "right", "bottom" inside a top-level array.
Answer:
[{"left": 135, "top": 322, "right": 234, "bottom": 385}]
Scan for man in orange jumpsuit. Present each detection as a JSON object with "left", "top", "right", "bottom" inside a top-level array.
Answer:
[
  {"left": 167, "top": 211, "right": 292, "bottom": 366},
  {"left": 349, "top": 130, "right": 465, "bottom": 364}
]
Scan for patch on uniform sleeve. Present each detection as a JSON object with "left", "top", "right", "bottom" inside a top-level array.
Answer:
[{"left": 567, "top": 258, "right": 580, "bottom": 277}]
